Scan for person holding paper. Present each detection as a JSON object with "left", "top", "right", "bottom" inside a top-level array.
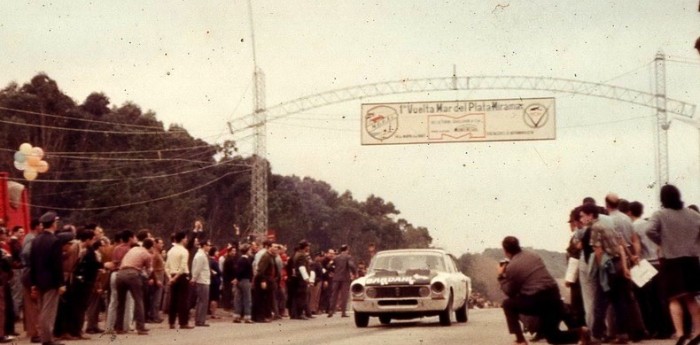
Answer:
[
  {"left": 646, "top": 185, "right": 700, "bottom": 345},
  {"left": 627, "top": 201, "right": 674, "bottom": 339}
]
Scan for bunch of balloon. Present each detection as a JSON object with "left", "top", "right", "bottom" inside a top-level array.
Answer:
[{"left": 13, "top": 143, "right": 49, "bottom": 181}]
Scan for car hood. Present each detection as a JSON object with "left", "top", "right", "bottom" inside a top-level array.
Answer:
[{"left": 363, "top": 269, "right": 438, "bottom": 286}]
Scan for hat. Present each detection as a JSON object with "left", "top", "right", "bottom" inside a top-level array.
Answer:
[
  {"left": 56, "top": 230, "right": 74, "bottom": 245},
  {"left": 39, "top": 211, "right": 58, "bottom": 224}
]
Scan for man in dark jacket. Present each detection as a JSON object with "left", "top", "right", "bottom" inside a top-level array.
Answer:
[
  {"left": 254, "top": 244, "right": 279, "bottom": 322},
  {"left": 328, "top": 244, "right": 356, "bottom": 318},
  {"left": 221, "top": 245, "right": 238, "bottom": 311},
  {"left": 498, "top": 236, "right": 588, "bottom": 345},
  {"left": 30, "top": 212, "right": 65, "bottom": 345},
  {"left": 288, "top": 240, "right": 311, "bottom": 320}
]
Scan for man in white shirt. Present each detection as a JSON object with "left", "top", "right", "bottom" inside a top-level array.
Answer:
[
  {"left": 165, "top": 231, "right": 192, "bottom": 329},
  {"left": 191, "top": 240, "right": 212, "bottom": 327}
]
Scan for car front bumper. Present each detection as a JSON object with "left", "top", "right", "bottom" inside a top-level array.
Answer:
[{"left": 352, "top": 297, "right": 448, "bottom": 315}]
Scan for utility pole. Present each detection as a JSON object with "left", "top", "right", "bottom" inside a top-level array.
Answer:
[
  {"left": 248, "top": 0, "right": 268, "bottom": 239},
  {"left": 655, "top": 51, "right": 669, "bottom": 189}
]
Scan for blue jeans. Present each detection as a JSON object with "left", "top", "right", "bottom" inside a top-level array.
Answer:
[
  {"left": 234, "top": 279, "right": 252, "bottom": 318},
  {"left": 592, "top": 259, "right": 630, "bottom": 340}
]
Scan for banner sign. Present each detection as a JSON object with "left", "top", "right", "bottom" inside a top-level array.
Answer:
[{"left": 361, "top": 97, "right": 556, "bottom": 145}]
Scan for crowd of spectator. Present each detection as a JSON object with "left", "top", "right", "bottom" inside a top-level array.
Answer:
[
  {"left": 498, "top": 185, "right": 700, "bottom": 345},
  {"left": 0, "top": 217, "right": 359, "bottom": 345}
]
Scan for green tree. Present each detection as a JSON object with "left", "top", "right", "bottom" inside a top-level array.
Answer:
[{"left": 0, "top": 74, "right": 436, "bottom": 254}]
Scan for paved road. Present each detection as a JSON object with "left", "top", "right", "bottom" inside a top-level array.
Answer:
[{"left": 9, "top": 309, "right": 682, "bottom": 345}]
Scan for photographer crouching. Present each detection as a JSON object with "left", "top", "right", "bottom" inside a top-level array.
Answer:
[{"left": 498, "top": 236, "right": 589, "bottom": 345}]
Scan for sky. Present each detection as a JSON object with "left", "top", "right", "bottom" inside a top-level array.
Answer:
[{"left": 1, "top": 1, "right": 700, "bottom": 254}]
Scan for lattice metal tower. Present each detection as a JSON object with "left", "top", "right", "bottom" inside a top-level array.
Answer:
[
  {"left": 247, "top": 0, "right": 268, "bottom": 239},
  {"left": 250, "top": 68, "right": 268, "bottom": 239},
  {"left": 655, "top": 51, "right": 669, "bottom": 187}
]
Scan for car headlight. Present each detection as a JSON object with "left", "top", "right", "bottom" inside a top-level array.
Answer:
[
  {"left": 351, "top": 283, "right": 365, "bottom": 296},
  {"left": 419, "top": 286, "right": 431, "bottom": 297},
  {"left": 365, "top": 287, "right": 377, "bottom": 298},
  {"left": 431, "top": 281, "right": 445, "bottom": 294}
]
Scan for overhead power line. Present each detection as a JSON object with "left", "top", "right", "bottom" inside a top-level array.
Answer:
[
  {"left": 0, "top": 117, "right": 188, "bottom": 136},
  {"left": 50, "top": 151, "right": 221, "bottom": 176},
  {"left": 31, "top": 157, "right": 250, "bottom": 198},
  {"left": 27, "top": 169, "right": 250, "bottom": 211},
  {"left": 50, "top": 145, "right": 214, "bottom": 155},
  {"left": 54, "top": 154, "right": 216, "bottom": 164},
  {"left": 0, "top": 106, "right": 165, "bottom": 130},
  {"left": 7, "top": 160, "right": 248, "bottom": 183}
]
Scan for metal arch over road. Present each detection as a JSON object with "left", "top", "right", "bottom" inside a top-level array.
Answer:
[
  {"left": 228, "top": 69, "right": 697, "bottom": 236},
  {"left": 228, "top": 75, "right": 696, "bottom": 130}
]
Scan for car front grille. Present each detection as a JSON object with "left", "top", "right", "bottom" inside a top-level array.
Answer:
[
  {"left": 377, "top": 300, "right": 418, "bottom": 306},
  {"left": 374, "top": 286, "right": 423, "bottom": 298}
]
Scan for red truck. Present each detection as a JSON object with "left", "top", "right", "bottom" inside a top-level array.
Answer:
[{"left": 0, "top": 172, "right": 30, "bottom": 231}]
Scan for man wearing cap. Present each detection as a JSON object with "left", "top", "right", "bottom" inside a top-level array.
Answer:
[{"left": 30, "top": 212, "right": 65, "bottom": 345}]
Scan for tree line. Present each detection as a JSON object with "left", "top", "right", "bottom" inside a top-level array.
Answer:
[{"left": 0, "top": 74, "right": 432, "bottom": 262}]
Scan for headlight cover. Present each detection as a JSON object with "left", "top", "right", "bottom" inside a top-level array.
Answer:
[
  {"left": 351, "top": 283, "right": 365, "bottom": 296},
  {"left": 431, "top": 281, "right": 445, "bottom": 294}
]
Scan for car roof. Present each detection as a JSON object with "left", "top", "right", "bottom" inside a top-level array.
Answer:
[{"left": 375, "top": 248, "right": 449, "bottom": 255}]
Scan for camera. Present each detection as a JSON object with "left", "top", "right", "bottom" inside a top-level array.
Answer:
[{"left": 499, "top": 259, "right": 510, "bottom": 267}]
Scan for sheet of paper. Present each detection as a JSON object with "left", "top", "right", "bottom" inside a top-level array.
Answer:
[
  {"left": 630, "top": 259, "right": 657, "bottom": 287},
  {"left": 564, "top": 257, "right": 579, "bottom": 283}
]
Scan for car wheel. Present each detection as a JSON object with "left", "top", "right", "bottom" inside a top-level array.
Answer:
[
  {"left": 355, "top": 312, "right": 370, "bottom": 328},
  {"left": 439, "top": 293, "right": 453, "bottom": 326},
  {"left": 455, "top": 294, "right": 468, "bottom": 323},
  {"left": 379, "top": 316, "right": 391, "bottom": 325}
]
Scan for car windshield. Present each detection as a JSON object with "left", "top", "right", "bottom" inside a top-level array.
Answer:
[{"left": 369, "top": 253, "right": 445, "bottom": 272}]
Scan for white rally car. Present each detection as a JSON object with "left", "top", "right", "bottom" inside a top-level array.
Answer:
[{"left": 350, "top": 248, "right": 471, "bottom": 327}]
